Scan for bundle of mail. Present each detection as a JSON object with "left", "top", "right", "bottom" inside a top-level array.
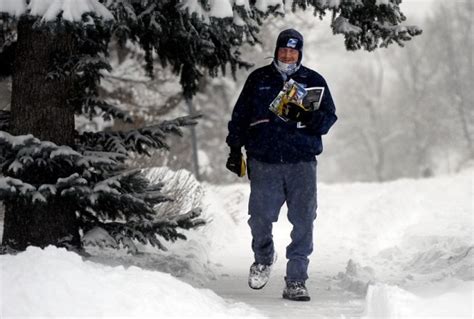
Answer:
[{"left": 269, "top": 79, "right": 324, "bottom": 122}]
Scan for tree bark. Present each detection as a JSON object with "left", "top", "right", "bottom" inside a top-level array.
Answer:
[
  {"left": 10, "top": 17, "right": 75, "bottom": 144},
  {"left": 2, "top": 16, "right": 80, "bottom": 251}
]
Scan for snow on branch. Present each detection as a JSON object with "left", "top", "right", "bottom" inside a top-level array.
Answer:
[
  {"left": 0, "top": 130, "right": 125, "bottom": 181},
  {"left": 0, "top": 176, "right": 35, "bottom": 196},
  {"left": 0, "top": 176, "right": 53, "bottom": 203},
  {"left": 0, "top": 131, "right": 39, "bottom": 149},
  {"left": 181, "top": 0, "right": 232, "bottom": 20},
  {"left": 0, "top": 0, "right": 113, "bottom": 22},
  {"left": 329, "top": 0, "right": 422, "bottom": 51},
  {"left": 374, "top": 23, "right": 423, "bottom": 48},
  {"left": 144, "top": 167, "right": 204, "bottom": 220},
  {"left": 82, "top": 226, "right": 119, "bottom": 249},
  {"left": 332, "top": 16, "right": 362, "bottom": 35},
  {"left": 0, "top": 134, "right": 172, "bottom": 218}
]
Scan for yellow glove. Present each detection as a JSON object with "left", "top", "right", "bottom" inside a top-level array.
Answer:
[
  {"left": 240, "top": 157, "right": 247, "bottom": 177},
  {"left": 226, "top": 151, "right": 246, "bottom": 177}
]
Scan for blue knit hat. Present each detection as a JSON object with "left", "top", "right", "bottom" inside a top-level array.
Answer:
[{"left": 274, "top": 29, "right": 304, "bottom": 65}]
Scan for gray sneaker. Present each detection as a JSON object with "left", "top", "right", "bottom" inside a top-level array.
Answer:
[
  {"left": 248, "top": 253, "right": 277, "bottom": 289},
  {"left": 282, "top": 281, "right": 311, "bottom": 301}
]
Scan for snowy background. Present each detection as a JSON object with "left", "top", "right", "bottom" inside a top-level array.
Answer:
[{"left": 0, "top": 0, "right": 473, "bottom": 318}]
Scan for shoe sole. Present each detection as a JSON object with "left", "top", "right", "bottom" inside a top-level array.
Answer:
[
  {"left": 282, "top": 293, "right": 311, "bottom": 302},
  {"left": 248, "top": 252, "right": 278, "bottom": 290},
  {"left": 249, "top": 282, "right": 267, "bottom": 290}
]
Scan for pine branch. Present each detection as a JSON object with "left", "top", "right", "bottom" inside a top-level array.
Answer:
[
  {"left": 174, "top": 208, "right": 206, "bottom": 229},
  {"left": 0, "top": 139, "right": 173, "bottom": 222},
  {"left": 157, "top": 114, "right": 201, "bottom": 135},
  {"left": 76, "top": 114, "right": 201, "bottom": 155},
  {"left": 0, "top": 131, "right": 125, "bottom": 181},
  {"left": 329, "top": 0, "right": 422, "bottom": 51},
  {"left": 80, "top": 204, "right": 204, "bottom": 252},
  {"left": 0, "top": 176, "right": 36, "bottom": 198},
  {"left": 81, "top": 98, "right": 133, "bottom": 123}
]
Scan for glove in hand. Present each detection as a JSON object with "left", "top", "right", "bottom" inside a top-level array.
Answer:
[
  {"left": 283, "top": 101, "right": 312, "bottom": 123},
  {"left": 226, "top": 148, "right": 246, "bottom": 177}
]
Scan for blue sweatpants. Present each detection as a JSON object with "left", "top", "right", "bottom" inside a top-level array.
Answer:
[{"left": 247, "top": 157, "right": 317, "bottom": 283}]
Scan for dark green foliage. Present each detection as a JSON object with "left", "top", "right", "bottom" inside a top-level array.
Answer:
[{"left": 108, "top": 1, "right": 256, "bottom": 97}]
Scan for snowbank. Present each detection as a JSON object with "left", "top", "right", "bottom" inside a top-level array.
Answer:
[
  {"left": 0, "top": 246, "right": 265, "bottom": 318},
  {"left": 314, "top": 169, "right": 474, "bottom": 283}
]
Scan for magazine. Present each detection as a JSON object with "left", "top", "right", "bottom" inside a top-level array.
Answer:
[
  {"left": 302, "top": 86, "right": 325, "bottom": 111},
  {"left": 269, "top": 79, "right": 324, "bottom": 122}
]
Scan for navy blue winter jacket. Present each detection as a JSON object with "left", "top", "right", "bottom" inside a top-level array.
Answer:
[{"left": 226, "top": 63, "right": 337, "bottom": 163}]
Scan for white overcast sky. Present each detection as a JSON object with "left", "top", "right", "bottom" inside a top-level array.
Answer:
[{"left": 400, "top": 0, "right": 439, "bottom": 21}]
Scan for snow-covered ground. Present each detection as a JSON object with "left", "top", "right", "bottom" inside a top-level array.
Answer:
[
  {"left": 201, "top": 168, "right": 473, "bottom": 318},
  {"left": 1, "top": 168, "right": 473, "bottom": 318}
]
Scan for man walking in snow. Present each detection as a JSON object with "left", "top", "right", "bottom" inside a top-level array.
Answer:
[{"left": 225, "top": 29, "right": 337, "bottom": 301}]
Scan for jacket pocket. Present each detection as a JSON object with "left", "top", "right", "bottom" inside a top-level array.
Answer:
[{"left": 246, "top": 120, "right": 272, "bottom": 154}]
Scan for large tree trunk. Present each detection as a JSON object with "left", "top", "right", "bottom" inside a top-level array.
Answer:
[
  {"left": 2, "top": 16, "right": 80, "bottom": 251},
  {"left": 10, "top": 18, "right": 75, "bottom": 144}
]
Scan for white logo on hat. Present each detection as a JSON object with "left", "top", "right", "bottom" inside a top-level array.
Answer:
[{"left": 287, "top": 38, "right": 298, "bottom": 48}]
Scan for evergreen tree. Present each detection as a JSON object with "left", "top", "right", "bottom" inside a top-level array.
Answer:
[{"left": 0, "top": 0, "right": 421, "bottom": 252}]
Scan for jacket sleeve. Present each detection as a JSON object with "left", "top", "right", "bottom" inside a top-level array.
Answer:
[
  {"left": 305, "top": 78, "right": 337, "bottom": 135},
  {"left": 226, "top": 74, "right": 254, "bottom": 148}
]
